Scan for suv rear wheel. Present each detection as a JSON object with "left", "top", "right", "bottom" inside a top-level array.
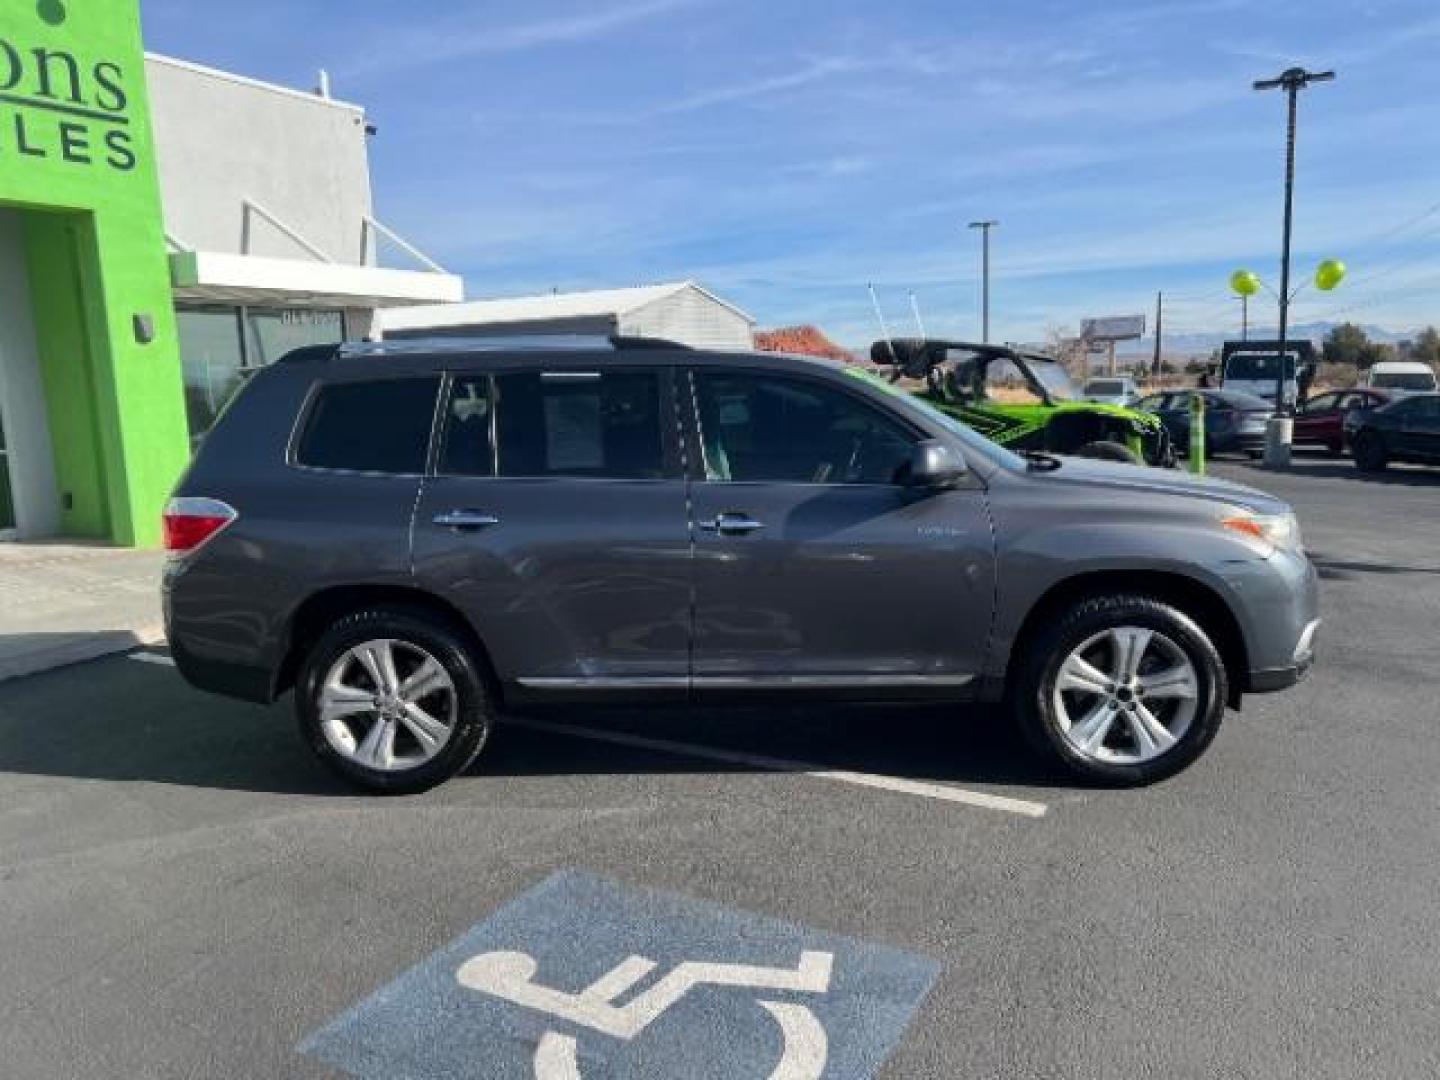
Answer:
[
  {"left": 296, "top": 608, "right": 494, "bottom": 793},
  {"left": 1013, "top": 595, "right": 1226, "bottom": 785}
]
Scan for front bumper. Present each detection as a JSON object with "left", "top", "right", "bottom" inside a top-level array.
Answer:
[{"left": 1248, "top": 617, "right": 1319, "bottom": 692}]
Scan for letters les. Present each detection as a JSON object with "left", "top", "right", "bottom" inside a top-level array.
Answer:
[{"left": 0, "top": 37, "right": 135, "bottom": 172}]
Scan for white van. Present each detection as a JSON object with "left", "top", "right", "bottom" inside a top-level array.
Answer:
[{"left": 1363, "top": 361, "right": 1438, "bottom": 395}]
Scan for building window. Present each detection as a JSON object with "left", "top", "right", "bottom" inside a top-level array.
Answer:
[
  {"left": 244, "top": 309, "right": 345, "bottom": 367},
  {"left": 178, "top": 308, "right": 248, "bottom": 443},
  {"left": 178, "top": 305, "right": 345, "bottom": 444}
]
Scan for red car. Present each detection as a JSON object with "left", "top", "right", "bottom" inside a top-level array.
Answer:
[{"left": 1293, "top": 389, "right": 1391, "bottom": 455}]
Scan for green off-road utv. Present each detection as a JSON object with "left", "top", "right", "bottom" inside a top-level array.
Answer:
[{"left": 869, "top": 338, "right": 1174, "bottom": 467}]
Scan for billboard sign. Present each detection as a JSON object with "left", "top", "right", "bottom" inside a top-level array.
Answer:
[{"left": 1081, "top": 316, "right": 1145, "bottom": 342}]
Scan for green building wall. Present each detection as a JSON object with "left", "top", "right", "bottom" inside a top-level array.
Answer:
[{"left": 0, "top": 0, "right": 189, "bottom": 545}]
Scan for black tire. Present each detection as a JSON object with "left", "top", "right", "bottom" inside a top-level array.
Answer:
[
  {"left": 296, "top": 607, "right": 493, "bottom": 794},
  {"left": 1352, "top": 431, "right": 1388, "bottom": 473},
  {"left": 1074, "top": 440, "right": 1142, "bottom": 465},
  {"left": 1011, "top": 595, "right": 1227, "bottom": 786}
]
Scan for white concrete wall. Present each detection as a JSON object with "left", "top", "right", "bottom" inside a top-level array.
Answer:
[
  {"left": 145, "top": 55, "right": 373, "bottom": 265},
  {"left": 0, "top": 211, "right": 61, "bottom": 538},
  {"left": 622, "top": 286, "right": 754, "bottom": 350}
]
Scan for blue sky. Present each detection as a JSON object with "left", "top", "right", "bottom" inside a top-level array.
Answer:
[{"left": 142, "top": 0, "right": 1440, "bottom": 344}]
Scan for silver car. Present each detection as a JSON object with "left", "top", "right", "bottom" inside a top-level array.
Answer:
[
  {"left": 1083, "top": 376, "right": 1139, "bottom": 406},
  {"left": 164, "top": 338, "right": 1319, "bottom": 792}
]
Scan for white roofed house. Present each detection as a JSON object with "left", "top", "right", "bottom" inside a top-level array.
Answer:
[{"left": 378, "top": 282, "right": 756, "bottom": 350}]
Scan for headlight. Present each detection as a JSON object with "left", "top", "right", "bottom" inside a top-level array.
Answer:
[{"left": 1221, "top": 511, "right": 1302, "bottom": 554}]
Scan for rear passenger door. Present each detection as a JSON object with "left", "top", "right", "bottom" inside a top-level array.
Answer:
[{"left": 412, "top": 365, "right": 692, "bottom": 696}]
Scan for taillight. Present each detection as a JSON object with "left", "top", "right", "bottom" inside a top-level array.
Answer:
[{"left": 163, "top": 497, "right": 237, "bottom": 554}]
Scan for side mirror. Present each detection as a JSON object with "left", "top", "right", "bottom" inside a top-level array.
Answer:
[{"left": 905, "top": 439, "right": 969, "bottom": 488}]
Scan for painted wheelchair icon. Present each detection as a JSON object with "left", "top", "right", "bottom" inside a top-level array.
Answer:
[{"left": 456, "top": 947, "right": 835, "bottom": 1079}]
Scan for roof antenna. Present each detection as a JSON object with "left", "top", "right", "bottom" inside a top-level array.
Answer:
[
  {"left": 867, "top": 283, "right": 898, "bottom": 363},
  {"left": 908, "top": 291, "right": 928, "bottom": 341}
]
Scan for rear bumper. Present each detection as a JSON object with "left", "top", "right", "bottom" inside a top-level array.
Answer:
[
  {"left": 163, "top": 562, "right": 277, "bottom": 704},
  {"left": 169, "top": 634, "right": 275, "bottom": 704}
]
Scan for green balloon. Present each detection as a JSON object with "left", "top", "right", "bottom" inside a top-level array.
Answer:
[
  {"left": 1230, "top": 270, "right": 1261, "bottom": 297},
  {"left": 1315, "top": 259, "right": 1346, "bottom": 292}
]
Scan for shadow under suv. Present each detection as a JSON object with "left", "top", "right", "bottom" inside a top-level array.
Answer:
[{"left": 164, "top": 337, "right": 1319, "bottom": 793}]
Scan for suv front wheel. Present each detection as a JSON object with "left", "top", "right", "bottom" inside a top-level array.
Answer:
[
  {"left": 1014, "top": 595, "right": 1227, "bottom": 785},
  {"left": 296, "top": 608, "right": 494, "bottom": 793}
]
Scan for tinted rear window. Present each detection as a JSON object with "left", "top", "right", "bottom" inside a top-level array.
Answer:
[
  {"left": 296, "top": 378, "right": 440, "bottom": 473},
  {"left": 1372, "top": 372, "right": 1437, "bottom": 391}
]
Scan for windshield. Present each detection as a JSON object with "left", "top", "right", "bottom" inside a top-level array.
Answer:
[
  {"left": 1372, "top": 372, "right": 1437, "bottom": 391},
  {"left": 1021, "top": 360, "right": 1080, "bottom": 402},
  {"left": 1225, "top": 352, "right": 1297, "bottom": 381},
  {"left": 1085, "top": 379, "right": 1125, "bottom": 395},
  {"left": 844, "top": 366, "right": 1027, "bottom": 470}
]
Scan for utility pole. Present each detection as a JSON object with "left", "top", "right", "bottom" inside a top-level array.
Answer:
[
  {"left": 1152, "top": 291, "right": 1163, "bottom": 377},
  {"left": 1254, "top": 65, "right": 1334, "bottom": 467},
  {"left": 967, "top": 220, "right": 998, "bottom": 343}
]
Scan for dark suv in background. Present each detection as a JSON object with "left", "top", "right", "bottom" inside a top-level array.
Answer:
[{"left": 164, "top": 338, "right": 1318, "bottom": 792}]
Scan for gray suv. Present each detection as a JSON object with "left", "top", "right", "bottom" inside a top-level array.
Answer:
[{"left": 164, "top": 338, "right": 1318, "bottom": 793}]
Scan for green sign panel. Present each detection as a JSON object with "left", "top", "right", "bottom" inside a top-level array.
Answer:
[{"left": 0, "top": 0, "right": 189, "bottom": 546}]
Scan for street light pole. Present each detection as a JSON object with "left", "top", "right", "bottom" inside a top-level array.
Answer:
[
  {"left": 1238, "top": 294, "right": 1249, "bottom": 341},
  {"left": 1253, "top": 66, "right": 1334, "bottom": 466},
  {"left": 967, "top": 220, "right": 997, "bottom": 343}
]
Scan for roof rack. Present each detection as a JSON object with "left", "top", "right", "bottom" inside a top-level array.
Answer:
[{"left": 330, "top": 334, "right": 693, "bottom": 360}]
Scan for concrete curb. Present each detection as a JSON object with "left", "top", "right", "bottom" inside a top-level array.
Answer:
[{"left": 0, "top": 624, "right": 167, "bottom": 684}]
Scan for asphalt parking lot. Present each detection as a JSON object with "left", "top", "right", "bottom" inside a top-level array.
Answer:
[{"left": 3, "top": 455, "right": 1439, "bottom": 1079}]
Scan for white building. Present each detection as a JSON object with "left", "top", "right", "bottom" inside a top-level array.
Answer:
[
  {"left": 379, "top": 282, "right": 756, "bottom": 351},
  {"left": 148, "top": 55, "right": 464, "bottom": 441}
]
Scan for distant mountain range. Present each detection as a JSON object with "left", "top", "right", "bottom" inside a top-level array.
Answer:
[{"left": 1116, "top": 322, "right": 1415, "bottom": 358}]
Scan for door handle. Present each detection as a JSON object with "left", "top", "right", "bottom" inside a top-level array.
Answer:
[
  {"left": 697, "top": 512, "right": 765, "bottom": 536},
  {"left": 433, "top": 509, "right": 500, "bottom": 530}
]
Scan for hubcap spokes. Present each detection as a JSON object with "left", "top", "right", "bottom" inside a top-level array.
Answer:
[
  {"left": 1053, "top": 626, "right": 1199, "bottom": 764},
  {"left": 319, "top": 639, "right": 457, "bottom": 772}
]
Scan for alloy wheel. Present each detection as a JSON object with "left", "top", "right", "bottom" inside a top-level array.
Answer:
[
  {"left": 317, "top": 638, "right": 457, "bottom": 772},
  {"left": 1052, "top": 626, "right": 1199, "bottom": 765}
]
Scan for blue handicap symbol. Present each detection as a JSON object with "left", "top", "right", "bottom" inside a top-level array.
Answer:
[{"left": 299, "top": 868, "right": 939, "bottom": 1078}]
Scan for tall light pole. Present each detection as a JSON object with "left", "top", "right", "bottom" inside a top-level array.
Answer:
[
  {"left": 1253, "top": 66, "right": 1334, "bottom": 466},
  {"left": 967, "top": 220, "right": 998, "bottom": 343},
  {"left": 1236, "top": 294, "right": 1249, "bottom": 341}
]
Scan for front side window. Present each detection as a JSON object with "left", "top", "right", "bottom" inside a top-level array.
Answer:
[
  {"left": 488, "top": 370, "right": 665, "bottom": 479},
  {"left": 296, "top": 378, "right": 440, "bottom": 474},
  {"left": 696, "top": 371, "right": 916, "bottom": 484},
  {"left": 1303, "top": 392, "right": 1339, "bottom": 414}
]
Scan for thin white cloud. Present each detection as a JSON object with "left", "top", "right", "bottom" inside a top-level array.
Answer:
[
  {"left": 652, "top": 55, "right": 863, "bottom": 115},
  {"left": 340, "top": 0, "right": 703, "bottom": 78}
]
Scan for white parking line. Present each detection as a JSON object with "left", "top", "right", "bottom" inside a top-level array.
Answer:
[
  {"left": 512, "top": 717, "right": 1049, "bottom": 819},
  {"left": 127, "top": 652, "right": 1048, "bottom": 818},
  {"left": 129, "top": 651, "right": 176, "bottom": 666}
]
